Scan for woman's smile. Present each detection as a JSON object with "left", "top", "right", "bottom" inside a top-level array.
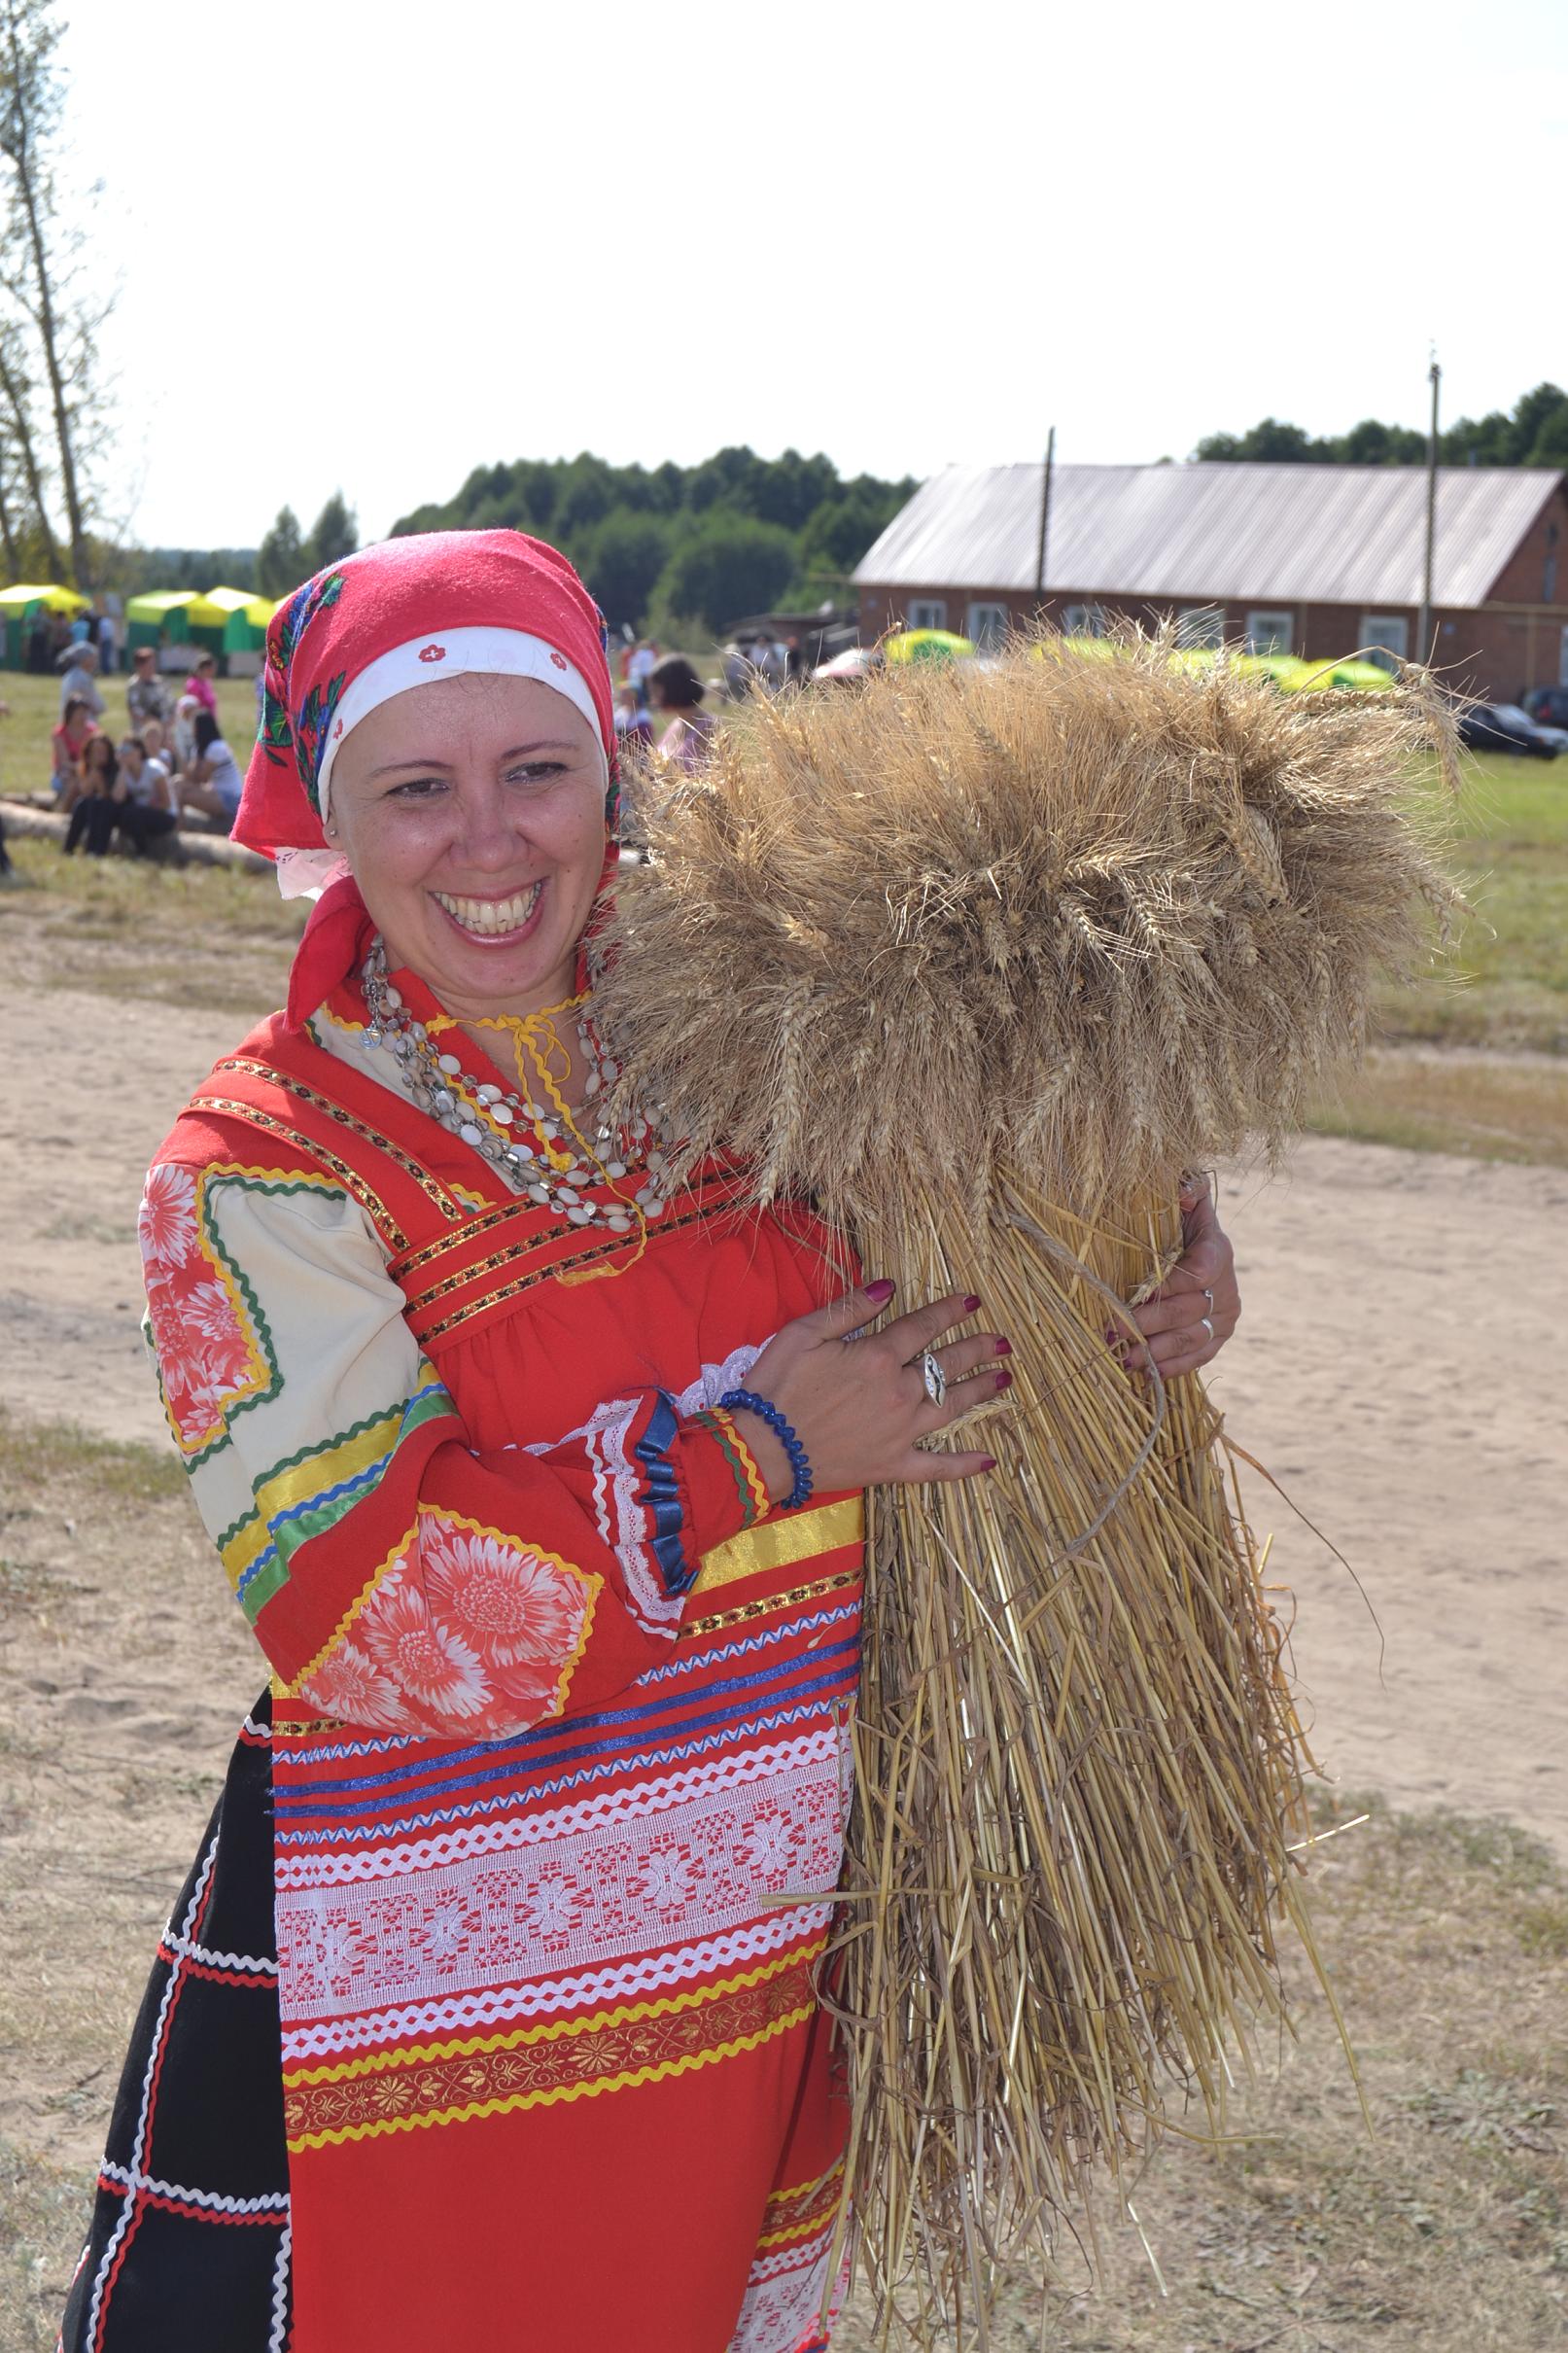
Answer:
[{"left": 431, "top": 878, "right": 545, "bottom": 942}]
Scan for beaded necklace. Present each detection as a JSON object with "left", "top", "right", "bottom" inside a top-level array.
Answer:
[{"left": 359, "top": 936, "right": 669, "bottom": 1235}]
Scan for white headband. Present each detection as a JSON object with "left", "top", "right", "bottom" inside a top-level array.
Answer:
[{"left": 315, "top": 625, "right": 608, "bottom": 827}]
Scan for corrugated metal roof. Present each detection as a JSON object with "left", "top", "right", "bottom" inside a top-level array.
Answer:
[{"left": 853, "top": 461, "right": 1562, "bottom": 610}]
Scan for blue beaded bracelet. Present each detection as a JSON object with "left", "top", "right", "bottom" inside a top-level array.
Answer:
[{"left": 716, "top": 1388, "right": 815, "bottom": 1514}]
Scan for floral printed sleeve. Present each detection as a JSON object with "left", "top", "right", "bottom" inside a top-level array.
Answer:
[{"left": 137, "top": 1158, "right": 768, "bottom": 1740}]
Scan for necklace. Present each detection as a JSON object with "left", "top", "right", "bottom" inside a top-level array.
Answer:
[{"left": 359, "top": 937, "right": 668, "bottom": 1233}]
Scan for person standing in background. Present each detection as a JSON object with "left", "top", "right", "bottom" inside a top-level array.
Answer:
[
  {"left": 185, "top": 650, "right": 220, "bottom": 716},
  {"left": 127, "top": 646, "right": 173, "bottom": 731},
  {"left": 58, "top": 642, "right": 105, "bottom": 721},
  {"left": 96, "top": 603, "right": 118, "bottom": 676},
  {"left": 648, "top": 653, "right": 717, "bottom": 771}
]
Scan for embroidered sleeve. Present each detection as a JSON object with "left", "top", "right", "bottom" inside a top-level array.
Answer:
[{"left": 139, "top": 1160, "right": 764, "bottom": 1740}]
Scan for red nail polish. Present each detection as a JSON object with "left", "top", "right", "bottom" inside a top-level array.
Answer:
[
  {"left": 865, "top": 1279, "right": 895, "bottom": 1303},
  {"left": 994, "top": 1337, "right": 1013, "bottom": 1356},
  {"left": 963, "top": 1294, "right": 981, "bottom": 1313},
  {"left": 978, "top": 1456, "right": 998, "bottom": 1472},
  {"left": 995, "top": 1369, "right": 1013, "bottom": 1392}
]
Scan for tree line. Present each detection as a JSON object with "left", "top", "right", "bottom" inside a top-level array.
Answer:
[
  {"left": 1196, "top": 381, "right": 1568, "bottom": 471},
  {"left": 388, "top": 447, "right": 918, "bottom": 638}
]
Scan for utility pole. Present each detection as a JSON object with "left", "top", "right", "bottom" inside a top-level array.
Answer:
[
  {"left": 1417, "top": 356, "right": 1441, "bottom": 665},
  {"left": 1034, "top": 426, "right": 1055, "bottom": 616}
]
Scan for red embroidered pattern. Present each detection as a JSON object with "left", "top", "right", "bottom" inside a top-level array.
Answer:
[{"left": 296, "top": 1507, "right": 599, "bottom": 1738}]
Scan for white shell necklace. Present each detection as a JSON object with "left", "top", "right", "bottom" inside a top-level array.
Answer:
[{"left": 359, "top": 936, "right": 669, "bottom": 1234}]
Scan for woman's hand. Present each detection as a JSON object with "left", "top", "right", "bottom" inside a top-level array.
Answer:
[
  {"left": 729, "top": 1282, "right": 1011, "bottom": 1502},
  {"left": 1115, "top": 1176, "right": 1240, "bottom": 1383}
]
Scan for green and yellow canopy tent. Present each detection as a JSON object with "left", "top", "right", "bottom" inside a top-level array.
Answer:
[
  {"left": 0, "top": 579, "right": 89, "bottom": 666},
  {"left": 884, "top": 627, "right": 976, "bottom": 664},
  {"left": 124, "top": 586, "right": 278, "bottom": 660}
]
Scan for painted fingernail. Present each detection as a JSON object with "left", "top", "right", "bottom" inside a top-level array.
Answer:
[
  {"left": 994, "top": 1369, "right": 1013, "bottom": 1392},
  {"left": 978, "top": 1456, "right": 998, "bottom": 1472},
  {"left": 963, "top": 1293, "right": 982, "bottom": 1313},
  {"left": 865, "top": 1279, "right": 895, "bottom": 1302},
  {"left": 993, "top": 1336, "right": 1013, "bottom": 1357}
]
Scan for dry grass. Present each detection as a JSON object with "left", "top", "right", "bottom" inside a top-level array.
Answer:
[
  {"left": 0, "top": 833, "right": 302, "bottom": 1014},
  {"left": 1311, "top": 1045, "right": 1568, "bottom": 1168},
  {"left": 593, "top": 639, "right": 1466, "bottom": 2333}
]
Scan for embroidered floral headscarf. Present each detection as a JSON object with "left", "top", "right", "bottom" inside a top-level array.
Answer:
[{"left": 231, "top": 529, "right": 621, "bottom": 1027}]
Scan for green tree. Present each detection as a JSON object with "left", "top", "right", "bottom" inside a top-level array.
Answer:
[
  {"left": 655, "top": 515, "right": 797, "bottom": 636},
  {"left": 258, "top": 504, "right": 305, "bottom": 596},
  {"left": 584, "top": 509, "right": 674, "bottom": 633},
  {"left": 0, "top": 0, "right": 110, "bottom": 583},
  {"left": 305, "top": 491, "right": 358, "bottom": 572}
]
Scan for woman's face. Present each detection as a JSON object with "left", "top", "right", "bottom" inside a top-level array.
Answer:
[{"left": 326, "top": 671, "right": 608, "bottom": 1020}]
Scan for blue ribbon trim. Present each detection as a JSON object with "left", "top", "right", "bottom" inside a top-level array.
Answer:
[{"left": 634, "top": 1388, "right": 697, "bottom": 1597}]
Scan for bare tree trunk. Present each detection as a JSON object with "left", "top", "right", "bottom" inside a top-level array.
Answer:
[
  {"left": 0, "top": 329, "right": 55, "bottom": 573},
  {"left": 0, "top": 0, "right": 82, "bottom": 581},
  {"left": 0, "top": 453, "right": 18, "bottom": 574}
]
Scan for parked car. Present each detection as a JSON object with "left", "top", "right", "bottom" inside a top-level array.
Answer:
[
  {"left": 1522, "top": 685, "right": 1568, "bottom": 731},
  {"left": 1457, "top": 702, "right": 1563, "bottom": 758}
]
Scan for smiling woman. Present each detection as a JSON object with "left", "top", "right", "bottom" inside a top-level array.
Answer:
[{"left": 64, "top": 529, "right": 1168, "bottom": 2353}]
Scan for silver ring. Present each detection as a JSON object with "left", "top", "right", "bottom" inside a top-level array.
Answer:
[
  {"left": 1200, "top": 1316, "right": 1214, "bottom": 1341},
  {"left": 920, "top": 1349, "right": 947, "bottom": 1408},
  {"left": 1202, "top": 1287, "right": 1214, "bottom": 1309}
]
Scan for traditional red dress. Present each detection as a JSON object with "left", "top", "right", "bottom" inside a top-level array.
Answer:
[{"left": 70, "top": 921, "right": 861, "bottom": 2353}]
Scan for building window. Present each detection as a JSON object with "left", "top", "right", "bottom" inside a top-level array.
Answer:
[
  {"left": 1361, "top": 614, "right": 1410, "bottom": 670},
  {"left": 1062, "top": 601, "right": 1108, "bottom": 639},
  {"left": 966, "top": 601, "right": 1010, "bottom": 650},
  {"left": 1243, "top": 610, "right": 1294, "bottom": 654},
  {"left": 1175, "top": 604, "right": 1225, "bottom": 650},
  {"left": 907, "top": 599, "right": 947, "bottom": 631}
]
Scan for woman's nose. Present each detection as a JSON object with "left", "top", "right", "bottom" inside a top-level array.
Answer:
[{"left": 450, "top": 784, "right": 525, "bottom": 871}]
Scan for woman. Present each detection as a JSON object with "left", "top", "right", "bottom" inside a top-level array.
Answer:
[
  {"left": 649, "top": 650, "right": 717, "bottom": 770},
  {"left": 63, "top": 531, "right": 1237, "bottom": 2353},
  {"left": 178, "top": 706, "right": 246, "bottom": 825},
  {"left": 111, "top": 730, "right": 180, "bottom": 856},
  {"left": 51, "top": 692, "right": 97, "bottom": 802},
  {"left": 60, "top": 729, "right": 119, "bottom": 856}
]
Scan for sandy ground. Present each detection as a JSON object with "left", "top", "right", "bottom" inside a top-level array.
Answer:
[{"left": 4, "top": 984, "right": 1565, "bottom": 1860}]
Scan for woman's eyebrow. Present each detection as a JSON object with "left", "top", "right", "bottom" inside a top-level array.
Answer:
[{"left": 366, "top": 739, "right": 578, "bottom": 781}]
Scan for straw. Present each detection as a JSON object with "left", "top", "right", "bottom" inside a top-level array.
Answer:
[{"left": 590, "top": 631, "right": 1459, "bottom": 2341}]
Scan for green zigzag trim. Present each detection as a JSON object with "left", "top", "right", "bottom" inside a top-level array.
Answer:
[{"left": 184, "top": 1172, "right": 352, "bottom": 1471}]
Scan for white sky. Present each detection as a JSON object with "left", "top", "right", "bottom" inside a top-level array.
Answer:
[{"left": 53, "top": 0, "right": 1568, "bottom": 551}]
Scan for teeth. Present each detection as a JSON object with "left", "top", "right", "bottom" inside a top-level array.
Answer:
[{"left": 434, "top": 882, "right": 542, "bottom": 936}]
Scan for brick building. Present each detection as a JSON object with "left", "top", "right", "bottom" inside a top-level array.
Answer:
[{"left": 854, "top": 461, "right": 1568, "bottom": 698}]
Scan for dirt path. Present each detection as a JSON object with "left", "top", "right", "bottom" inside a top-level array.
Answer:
[{"left": 4, "top": 986, "right": 1564, "bottom": 1856}]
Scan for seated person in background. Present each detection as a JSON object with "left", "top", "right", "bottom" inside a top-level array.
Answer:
[
  {"left": 139, "top": 718, "right": 173, "bottom": 778},
  {"left": 62, "top": 732, "right": 120, "bottom": 856},
  {"left": 170, "top": 692, "right": 201, "bottom": 778},
  {"left": 52, "top": 696, "right": 98, "bottom": 802},
  {"left": 112, "top": 733, "right": 179, "bottom": 856},
  {"left": 58, "top": 641, "right": 105, "bottom": 721},
  {"left": 184, "top": 650, "right": 219, "bottom": 717},
  {"left": 126, "top": 645, "right": 173, "bottom": 731},
  {"left": 177, "top": 708, "right": 244, "bottom": 828}
]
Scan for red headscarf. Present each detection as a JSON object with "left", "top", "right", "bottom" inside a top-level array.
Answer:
[{"left": 233, "top": 529, "right": 619, "bottom": 1026}]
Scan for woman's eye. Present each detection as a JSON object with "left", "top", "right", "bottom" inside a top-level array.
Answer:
[
  {"left": 504, "top": 760, "right": 567, "bottom": 787},
  {"left": 387, "top": 776, "right": 447, "bottom": 799}
]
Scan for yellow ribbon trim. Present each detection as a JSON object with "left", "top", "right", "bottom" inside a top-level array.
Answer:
[{"left": 694, "top": 1494, "right": 864, "bottom": 1595}]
